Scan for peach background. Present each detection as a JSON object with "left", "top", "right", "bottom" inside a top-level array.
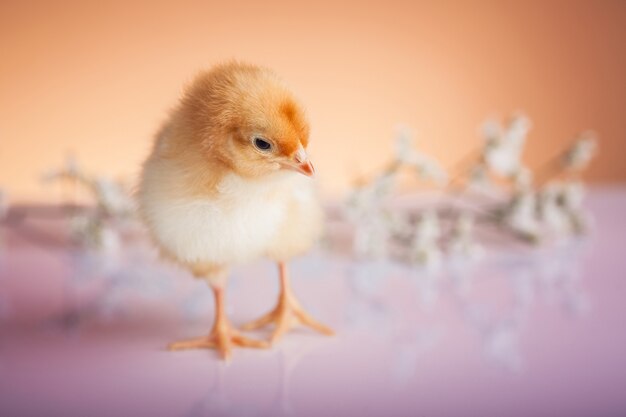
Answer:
[{"left": 1, "top": 0, "right": 625, "bottom": 202}]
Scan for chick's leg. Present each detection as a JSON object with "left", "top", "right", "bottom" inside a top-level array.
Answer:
[
  {"left": 241, "top": 262, "right": 334, "bottom": 344},
  {"left": 168, "top": 284, "right": 268, "bottom": 360}
]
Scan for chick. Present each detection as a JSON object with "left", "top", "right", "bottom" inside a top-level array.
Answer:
[{"left": 137, "top": 62, "right": 333, "bottom": 360}]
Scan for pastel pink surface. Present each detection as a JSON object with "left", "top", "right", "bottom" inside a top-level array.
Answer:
[{"left": 1, "top": 188, "right": 625, "bottom": 417}]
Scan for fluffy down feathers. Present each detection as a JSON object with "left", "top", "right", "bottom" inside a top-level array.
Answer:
[{"left": 137, "top": 62, "right": 323, "bottom": 272}]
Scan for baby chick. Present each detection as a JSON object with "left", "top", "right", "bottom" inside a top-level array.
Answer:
[{"left": 137, "top": 62, "right": 333, "bottom": 360}]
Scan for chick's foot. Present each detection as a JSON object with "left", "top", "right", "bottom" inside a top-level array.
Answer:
[
  {"left": 168, "top": 320, "right": 268, "bottom": 360},
  {"left": 241, "top": 289, "right": 334, "bottom": 344},
  {"left": 169, "top": 285, "right": 268, "bottom": 360}
]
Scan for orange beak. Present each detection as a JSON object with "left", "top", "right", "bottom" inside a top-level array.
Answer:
[
  {"left": 280, "top": 148, "right": 315, "bottom": 177},
  {"left": 280, "top": 158, "right": 315, "bottom": 177}
]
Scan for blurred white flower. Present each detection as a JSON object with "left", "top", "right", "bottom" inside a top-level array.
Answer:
[
  {"left": 562, "top": 132, "right": 597, "bottom": 171},
  {"left": 69, "top": 215, "right": 122, "bottom": 254},
  {"left": 341, "top": 114, "right": 597, "bottom": 266},
  {"left": 413, "top": 155, "right": 448, "bottom": 185},
  {"left": 393, "top": 125, "right": 448, "bottom": 184},
  {"left": 504, "top": 114, "right": 532, "bottom": 145},
  {"left": 538, "top": 181, "right": 589, "bottom": 236},
  {"left": 449, "top": 212, "right": 483, "bottom": 259},
  {"left": 372, "top": 172, "right": 396, "bottom": 197},
  {"left": 559, "top": 181, "right": 585, "bottom": 212},
  {"left": 506, "top": 190, "right": 540, "bottom": 243},
  {"left": 411, "top": 243, "right": 442, "bottom": 268},
  {"left": 93, "top": 177, "right": 134, "bottom": 216},
  {"left": 409, "top": 210, "right": 442, "bottom": 267},
  {"left": 394, "top": 125, "right": 417, "bottom": 163},
  {"left": 467, "top": 163, "right": 492, "bottom": 191},
  {"left": 414, "top": 210, "right": 440, "bottom": 244},
  {"left": 42, "top": 156, "right": 135, "bottom": 218},
  {"left": 513, "top": 166, "right": 533, "bottom": 191},
  {"left": 41, "top": 153, "right": 83, "bottom": 183},
  {"left": 346, "top": 183, "right": 385, "bottom": 222},
  {"left": 353, "top": 215, "right": 390, "bottom": 259},
  {"left": 567, "top": 211, "right": 590, "bottom": 236},
  {"left": 559, "top": 181, "right": 588, "bottom": 235},
  {"left": 538, "top": 183, "right": 570, "bottom": 234},
  {"left": 346, "top": 184, "right": 392, "bottom": 259},
  {"left": 482, "top": 114, "right": 531, "bottom": 177},
  {"left": 99, "top": 226, "right": 122, "bottom": 254},
  {"left": 481, "top": 118, "right": 502, "bottom": 142},
  {"left": 387, "top": 210, "right": 413, "bottom": 240}
]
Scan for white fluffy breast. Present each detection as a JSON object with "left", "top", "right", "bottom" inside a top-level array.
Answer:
[{"left": 140, "top": 169, "right": 316, "bottom": 266}]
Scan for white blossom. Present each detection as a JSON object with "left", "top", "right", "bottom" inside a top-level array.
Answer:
[
  {"left": 371, "top": 172, "right": 396, "bottom": 197},
  {"left": 482, "top": 114, "right": 531, "bottom": 177},
  {"left": 69, "top": 215, "right": 121, "bottom": 254},
  {"left": 346, "top": 183, "right": 393, "bottom": 259},
  {"left": 513, "top": 166, "right": 533, "bottom": 191},
  {"left": 562, "top": 132, "right": 597, "bottom": 170},
  {"left": 387, "top": 210, "right": 413, "bottom": 240},
  {"left": 559, "top": 181, "right": 588, "bottom": 235},
  {"left": 409, "top": 210, "right": 442, "bottom": 267},
  {"left": 353, "top": 214, "right": 391, "bottom": 259},
  {"left": 412, "top": 154, "right": 448, "bottom": 185},
  {"left": 506, "top": 190, "right": 540, "bottom": 242},
  {"left": 503, "top": 115, "right": 532, "bottom": 147},
  {"left": 414, "top": 210, "right": 440, "bottom": 244},
  {"left": 481, "top": 118, "right": 502, "bottom": 142},
  {"left": 41, "top": 153, "right": 83, "bottom": 183},
  {"left": 346, "top": 183, "right": 385, "bottom": 223},
  {"left": 538, "top": 183, "right": 570, "bottom": 234},
  {"left": 394, "top": 125, "right": 417, "bottom": 163},
  {"left": 93, "top": 177, "right": 134, "bottom": 216},
  {"left": 467, "top": 163, "right": 491, "bottom": 191},
  {"left": 342, "top": 114, "right": 597, "bottom": 266},
  {"left": 393, "top": 125, "right": 448, "bottom": 184},
  {"left": 538, "top": 181, "right": 589, "bottom": 236},
  {"left": 99, "top": 226, "right": 122, "bottom": 254},
  {"left": 449, "top": 213, "right": 483, "bottom": 259},
  {"left": 559, "top": 181, "right": 585, "bottom": 212}
]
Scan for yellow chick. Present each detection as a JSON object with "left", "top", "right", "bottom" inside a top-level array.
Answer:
[{"left": 137, "top": 61, "right": 333, "bottom": 360}]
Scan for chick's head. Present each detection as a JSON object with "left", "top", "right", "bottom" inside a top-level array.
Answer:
[{"left": 179, "top": 62, "right": 314, "bottom": 179}]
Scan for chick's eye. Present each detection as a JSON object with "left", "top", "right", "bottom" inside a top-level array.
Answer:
[{"left": 253, "top": 137, "right": 272, "bottom": 151}]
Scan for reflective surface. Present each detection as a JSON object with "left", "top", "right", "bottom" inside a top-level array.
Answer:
[{"left": 1, "top": 188, "right": 626, "bottom": 416}]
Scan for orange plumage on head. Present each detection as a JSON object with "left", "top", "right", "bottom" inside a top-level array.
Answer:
[{"left": 165, "top": 61, "right": 311, "bottom": 181}]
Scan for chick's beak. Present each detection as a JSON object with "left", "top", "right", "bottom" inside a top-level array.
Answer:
[{"left": 280, "top": 149, "right": 315, "bottom": 177}]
